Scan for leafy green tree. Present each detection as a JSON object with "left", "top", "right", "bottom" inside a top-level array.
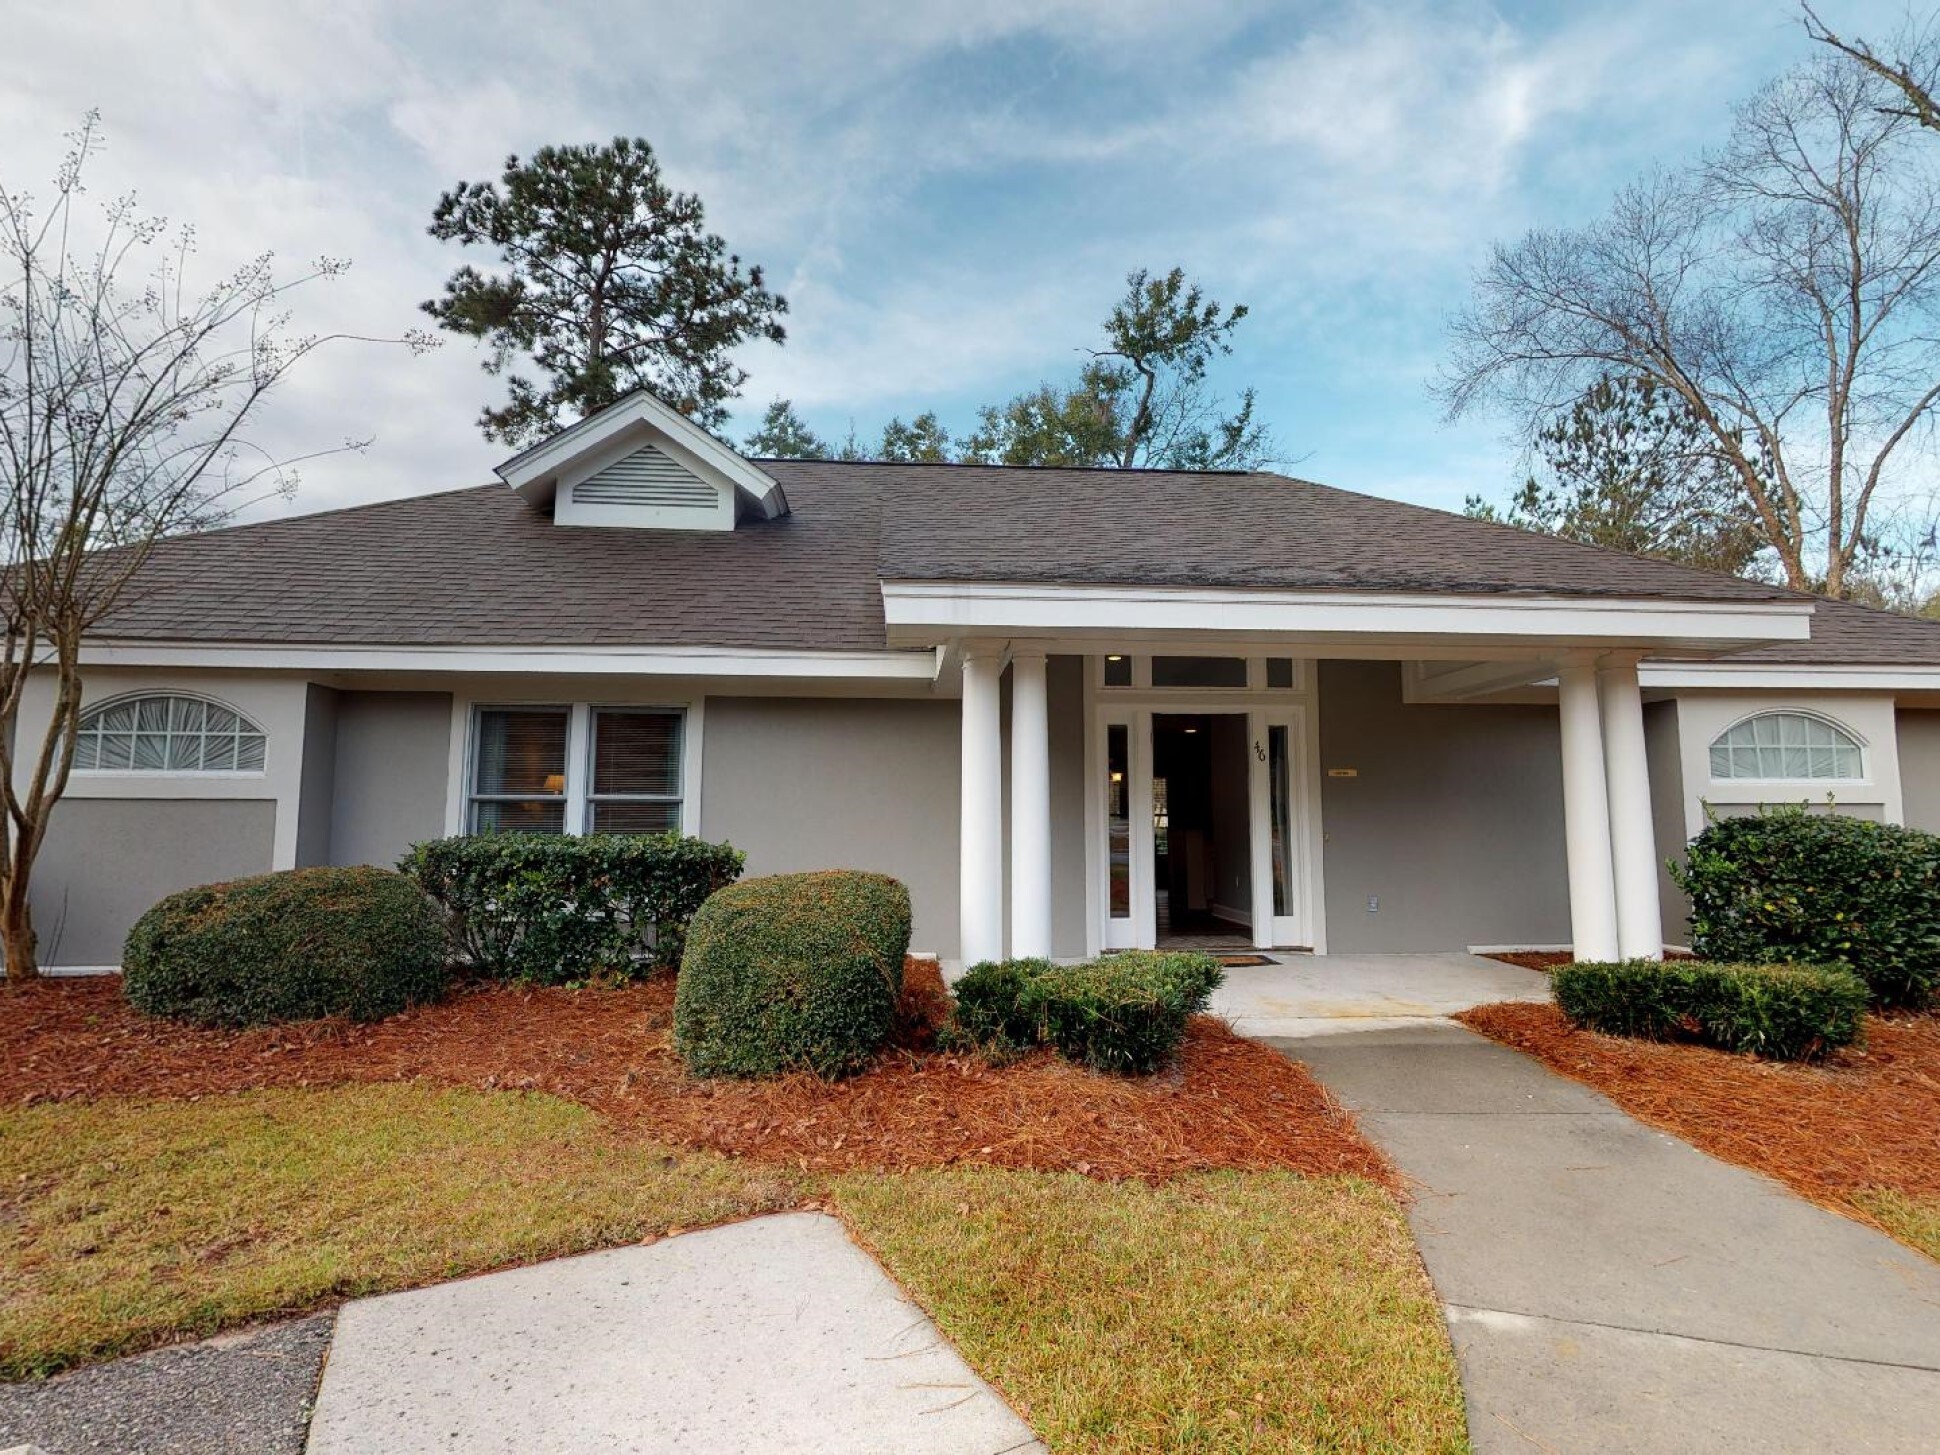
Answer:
[
  {"left": 960, "top": 268, "right": 1273, "bottom": 469},
  {"left": 877, "top": 412, "right": 953, "bottom": 462},
  {"left": 742, "top": 399, "right": 829, "bottom": 459},
  {"left": 1464, "top": 376, "right": 1770, "bottom": 576},
  {"left": 424, "top": 137, "right": 787, "bottom": 446}
]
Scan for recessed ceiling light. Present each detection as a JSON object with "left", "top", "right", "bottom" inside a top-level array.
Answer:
[{"left": 1106, "top": 654, "right": 1125, "bottom": 662}]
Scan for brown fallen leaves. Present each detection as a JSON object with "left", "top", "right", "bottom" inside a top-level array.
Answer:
[{"left": 1, "top": 961, "right": 1392, "bottom": 1186}]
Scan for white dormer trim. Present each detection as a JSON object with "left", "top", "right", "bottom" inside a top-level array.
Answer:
[{"left": 494, "top": 390, "right": 788, "bottom": 530}]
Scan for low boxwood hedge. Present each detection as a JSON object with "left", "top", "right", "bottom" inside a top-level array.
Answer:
[
  {"left": 673, "top": 871, "right": 912, "bottom": 1079},
  {"left": 948, "top": 950, "right": 1224, "bottom": 1075},
  {"left": 1554, "top": 959, "right": 1869, "bottom": 1061},
  {"left": 1672, "top": 807, "right": 1940, "bottom": 1010},
  {"left": 400, "top": 833, "right": 744, "bottom": 985},
  {"left": 123, "top": 866, "right": 448, "bottom": 1027}
]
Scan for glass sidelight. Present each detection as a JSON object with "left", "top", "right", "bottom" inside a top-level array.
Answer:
[
  {"left": 1107, "top": 722, "right": 1131, "bottom": 919},
  {"left": 1269, "top": 724, "right": 1293, "bottom": 916}
]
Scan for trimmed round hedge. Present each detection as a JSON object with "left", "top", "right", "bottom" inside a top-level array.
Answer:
[
  {"left": 123, "top": 866, "right": 449, "bottom": 1027},
  {"left": 673, "top": 870, "right": 912, "bottom": 1079}
]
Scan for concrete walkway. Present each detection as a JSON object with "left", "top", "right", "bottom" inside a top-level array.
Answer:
[
  {"left": 306, "top": 1213, "right": 1041, "bottom": 1455},
  {"left": 1275, "top": 1022, "right": 1940, "bottom": 1454},
  {"left": 1211, "top": 951, "right": 1550, "bottom": 1037}
]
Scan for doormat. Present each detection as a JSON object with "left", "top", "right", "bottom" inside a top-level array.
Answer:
[{"left": 1217, "top": 954, "right": 1274, "bottom": 968}]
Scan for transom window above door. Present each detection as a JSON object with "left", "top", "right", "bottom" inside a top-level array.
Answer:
[
  {"left": 468, "top": 704, "right": 686, "bottom": 834},
  {"left": 1098, "top": 655, "right": 1303, "bottom": 691},
  {"left": 1708, "top": 711, "right": 1862, "bottom": 782}
]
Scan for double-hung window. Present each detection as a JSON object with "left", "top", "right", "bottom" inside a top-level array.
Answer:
[
  {"left": 469, "top": 706, "right": 571, "bottom": 832},
  {"left": 467, "top": 704, "right": 686, "bottom": 834}
]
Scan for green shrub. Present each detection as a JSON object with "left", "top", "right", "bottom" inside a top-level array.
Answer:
[
  {"left": 1554, "top": 959, "right": 1869, "bottom": 1061},
  {"left": 123, "top": 867, "right": 447, "bottom": 1028},
  {"left": 674, "top": 871, "right": 912, "bottom": 1079},
  {"left": 947, "top": 951, "right": 1223, "bottom": 1075},
  {"left": 948, "top": 958, "right": 1055, "bottom": 1055},
  {"left": 1029, "top": 951, "right": 1224, "bottom": 1074},
  {"left": 400, "top": 833, "right": 744, "bottom": 985},
  {"left": 1672, "top": 807, "right": 1940, "bottom": 1010}
]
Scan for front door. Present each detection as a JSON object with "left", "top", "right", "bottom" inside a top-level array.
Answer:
[{"left": 1095, "top": 704, "right": 1313, "bottom": 952}]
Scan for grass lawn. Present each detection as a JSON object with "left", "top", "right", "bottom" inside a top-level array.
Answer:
[
  {"left": 0, "top": 1084, "right": 802, "bottom": 1378},
  {"left": 833, "top": 1167, "right": 1469, "bottom": 1455},
  {"left": 0, "top": 1084, "right": 1469, "bottom": 1452},
  {"left": 1855, "top": 1188, "right": 1940, "bottom": 1261}
]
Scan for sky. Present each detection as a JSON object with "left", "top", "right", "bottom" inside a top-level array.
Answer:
[{"left": 1, "top": 0, "right": 1927, "bottom": 523}]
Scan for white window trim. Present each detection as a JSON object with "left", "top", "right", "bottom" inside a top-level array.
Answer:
[
  {"left": 449, "top": 697, "right": 703, "bottom": 838},
  {"left": 1704, "top": 708, "right": 1870, "bottom": 788}
]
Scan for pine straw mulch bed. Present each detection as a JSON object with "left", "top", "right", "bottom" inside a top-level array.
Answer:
[
  {"left": 1482, "top": 949, "right": 1696, "bottom": 973},
  {"left": 1456, "top": 1000, "right": 1940, "bottom": 1235},
  {"left": 0, "top": 962, "right": 1393, "bottom": 1187}
]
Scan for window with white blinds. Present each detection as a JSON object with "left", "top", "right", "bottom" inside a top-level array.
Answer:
[
  {"left": 469, "top": 706, "right": 571, "bottom": 832},
  {"left": 587, "top": 708, "right": 683, "bottom": 832},
  {"left": 467, "top": 704, "right": 686, "bottom": 835},
  {"left": 73, "top": 694, "right": 267, "bottom": 772}
]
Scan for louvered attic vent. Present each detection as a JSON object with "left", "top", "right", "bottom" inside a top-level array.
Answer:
[{"left": 572, "top": 444, "right": 717, "bottom": 509}]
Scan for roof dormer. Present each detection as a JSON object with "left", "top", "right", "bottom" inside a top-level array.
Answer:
[{"left": 494, "top": 389, "right": 788, "bottom": 531}]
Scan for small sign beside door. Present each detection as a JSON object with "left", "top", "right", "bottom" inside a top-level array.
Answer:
[{"left": 1326, "top": 767, "right": 1359, "bottom": 778}]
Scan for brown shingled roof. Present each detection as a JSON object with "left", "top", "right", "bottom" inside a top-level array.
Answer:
[{"left": 89, "top": 459, "right": 1940, "bottom": 665}]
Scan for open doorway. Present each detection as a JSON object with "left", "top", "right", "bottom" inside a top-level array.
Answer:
[{"left": 1152, "top": 713, "right": 1253, "bottom": 948}]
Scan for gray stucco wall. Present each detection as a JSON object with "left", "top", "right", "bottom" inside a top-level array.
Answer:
[
  {"left": 33, "top": 799, "right": 276, "bottom": 965},
  {"left": 1644, "top": 699, "right": 1690, "bottom": 948},
  {"left": 1898, "top": 710, "right": 1940, "bottom": 833},
  {"left": 297, "top": 685, "right": 338, "bottom": 868},
  {"left": 701, "top": 696, "right": 962, "bottom": 957},
  {"left": 1317, "top": 660, "right": 1572, "bottom": 952},
  {"left": 328, "top": 691, "right": 453, "bottom": 868}
]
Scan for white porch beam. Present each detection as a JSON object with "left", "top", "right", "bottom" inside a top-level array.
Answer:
[
  {"left": 1599, "top": 656, "right": 1663, "bottom": 961},
  {"left": 1557, "top": 657, "right": 1620, "bottom": 962},
  {"left": 1008, "top": 649, "right": 1053, "bottom": 959},
  {"left": 959, "top": 642, "right": 1006, "bottom": 965}
]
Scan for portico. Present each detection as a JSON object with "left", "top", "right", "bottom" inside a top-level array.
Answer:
[{"left": 882, "top": 582, "right": 1814, "bottom": 966}]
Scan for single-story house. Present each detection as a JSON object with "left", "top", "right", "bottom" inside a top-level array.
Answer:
[{"left": 23, "top": 390, "right": 1940, "bottom": 971}]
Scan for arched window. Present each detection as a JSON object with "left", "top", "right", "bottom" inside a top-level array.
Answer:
[
  {"left": 72, "top": 694, "right": 266, "bottom": 773},
  {"left": 1709, "top": 711, "right": 1861, "bottom": 782}
]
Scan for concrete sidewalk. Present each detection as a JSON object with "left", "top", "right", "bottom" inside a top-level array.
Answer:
[
  {"left": 306, "top": 1213, "right": 1041, "bottom": 1455},
  {"left": 1275, "top": 1022, "right": 1940, "bottom": 1454},
  {"left": 1211, "top": 952, "right": 1551, "bottom": 1038}
]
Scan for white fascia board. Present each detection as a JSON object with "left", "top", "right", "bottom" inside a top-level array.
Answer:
[
  {"left": 77, "top": 640, "right": 940, "bottom": 681},
  {"left": 881, "top": 581, "right": 1813, "bottom": 647},
  {"left": 494, "top": 392, "right": 786, "bottom": 519},
  {"left": 1639, "top": 662, "right": 1940, "bottom": 690}
]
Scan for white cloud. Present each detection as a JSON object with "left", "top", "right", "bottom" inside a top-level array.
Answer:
[{"left": 3, "top": 0, "right": 1915, "bottom": 519}]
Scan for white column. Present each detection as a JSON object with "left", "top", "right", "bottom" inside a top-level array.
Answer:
[
  {"left": 1009, "top": 649, "right": 1053, "bottom": 959},
  {"left": 1557, "top": 656, "right": 1620, "bottom": 962},
  {"left": 1599, "top": 655, "right": 1663, "bottom": 961},
  {"left": 959, "top": 643, "right": 1006, "bottom": 966}
]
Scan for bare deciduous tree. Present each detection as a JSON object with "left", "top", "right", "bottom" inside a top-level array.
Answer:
[
  {"left": 0, "top": 116, "right": 415, "bottom": 981},
  {"left": 1443, "top": 52, "right": 1940, "bottom": 599}
]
